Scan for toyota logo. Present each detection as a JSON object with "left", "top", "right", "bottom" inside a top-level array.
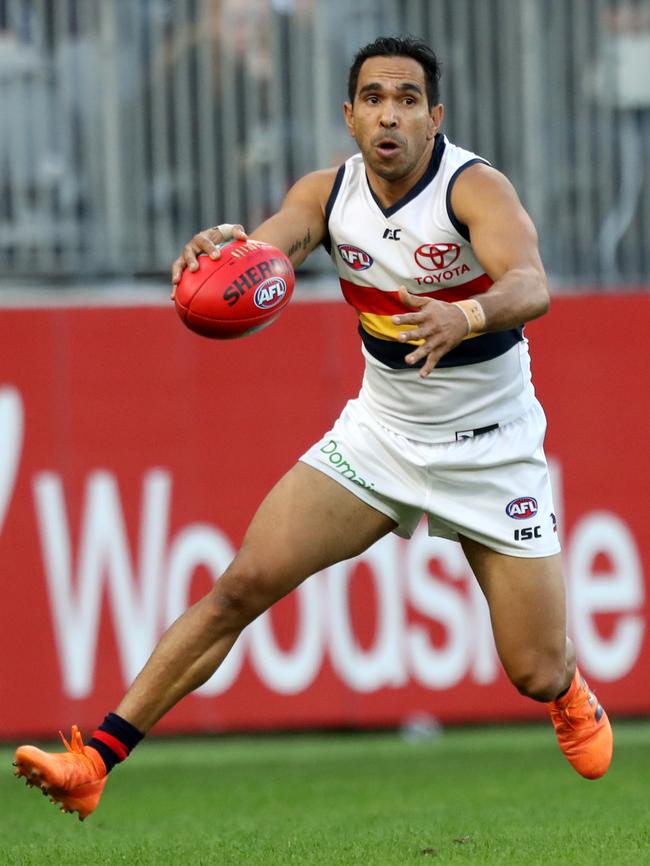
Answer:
[{"left": 414, "top": 243, "right": 461, "bottom": 271}]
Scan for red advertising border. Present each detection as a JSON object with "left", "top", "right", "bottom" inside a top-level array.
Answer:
[{"left": 0, "top": 294, "right": 647, "bottom": 737}]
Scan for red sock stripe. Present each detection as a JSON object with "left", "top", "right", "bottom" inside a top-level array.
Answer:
[{"left": 92, "top": 729, "right": 129, "bottom": 762}]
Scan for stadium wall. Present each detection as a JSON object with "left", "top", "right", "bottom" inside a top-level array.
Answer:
[{"left": 0, "top": 294, "right": 648, "bottom": 737}]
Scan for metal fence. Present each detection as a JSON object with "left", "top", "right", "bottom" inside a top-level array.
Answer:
[{"left": 0, "top": 0, "right": 649, "bottom": 285}]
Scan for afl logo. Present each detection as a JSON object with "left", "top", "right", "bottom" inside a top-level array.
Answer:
[
  {"left": 505, "top": 497, "right": 539, "bottom": 520},
  {"left": 414, "top": 243, "right": 460, "bottom": 271},
  {"left": 254, "top": 277, "right": 287, "bottom": 309},
  {"left": 338, "top": 244, "right": 373, "bottom": 271}
]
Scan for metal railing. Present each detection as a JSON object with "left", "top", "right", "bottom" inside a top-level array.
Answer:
[{"left": 0, "top": 0, "right": 649, "bottom": 285}]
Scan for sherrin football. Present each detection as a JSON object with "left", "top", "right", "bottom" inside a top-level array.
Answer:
[{"left": 174, "top": 239, "right": 295, "bottom": 339}]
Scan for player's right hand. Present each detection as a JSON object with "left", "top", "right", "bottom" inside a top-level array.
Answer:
[{"left": 171, "top": 223, "right": 248, "bottom": 297}]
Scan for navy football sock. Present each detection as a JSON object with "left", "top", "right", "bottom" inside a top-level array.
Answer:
[{"left": 88, "top": 712, "right": 144, "bottom": 773}]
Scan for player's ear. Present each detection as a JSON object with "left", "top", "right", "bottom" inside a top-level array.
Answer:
[
  {"left": 343, "top": 101, "right": 355, "bottom": 137},
  {"left": 428, "top": 103, "right": 444, "bottom": 139}
]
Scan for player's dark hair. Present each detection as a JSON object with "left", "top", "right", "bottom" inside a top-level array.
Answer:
[{"left": 347, "top": 36, "right": 442, "bottom": 108}]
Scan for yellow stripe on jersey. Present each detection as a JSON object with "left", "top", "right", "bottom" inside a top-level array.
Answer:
[
  {"left": 358, "top": 311, "right": 480, "bottom": 344},
  {"left": 358, "top": 312, "right": 424, "bottom": 345}
]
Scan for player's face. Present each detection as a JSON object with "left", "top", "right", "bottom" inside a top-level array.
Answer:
[{"left": 344, "top": 56, "right": 444, "bottom": 185}]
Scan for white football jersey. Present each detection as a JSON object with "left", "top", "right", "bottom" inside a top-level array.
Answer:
[{"left": 325, "top": 134, "right": 535, "bottom": 443}]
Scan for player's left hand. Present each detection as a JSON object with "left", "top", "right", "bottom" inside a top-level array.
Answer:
[{"left": 392, "top": 286, "right": 469, "bottom": 377}]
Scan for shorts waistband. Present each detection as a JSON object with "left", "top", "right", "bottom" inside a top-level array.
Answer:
[{"left": 455, "top": 423, "right": 499, "bottom": 441}]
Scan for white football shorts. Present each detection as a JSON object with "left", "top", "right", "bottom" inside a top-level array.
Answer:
[{"left": 299, "top": 397, "right": 560, "bottom": 558}]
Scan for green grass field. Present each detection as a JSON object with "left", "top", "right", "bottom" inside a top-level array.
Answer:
[{"left": 2, "top": 721, "right": 649, "bottom": 865}]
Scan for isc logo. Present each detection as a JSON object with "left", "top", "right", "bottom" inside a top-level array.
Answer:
[
  {"left": 514, "top": 526, "right": 542, "bottom": 541},
  {"left": 505, "top": 497, "right": 538, "bottom": 519},
  {"left": 254, "top": 277, "right": 287, "bottom": 309},
  {"left": 337, "top": 244, "right": 373, "bottom": 271}
]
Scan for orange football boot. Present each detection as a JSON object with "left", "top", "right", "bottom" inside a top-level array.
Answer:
[
  {"left": 14, "top": 725, "right": 108, "bottom": 820},
  {"left": 548, "top": 667, "right": 613, "bottom": 779}
]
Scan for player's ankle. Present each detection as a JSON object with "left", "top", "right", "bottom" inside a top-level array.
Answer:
[
  {"left": 88, "top": 712, "right": 144, "bottom": 773},
  {"left": 550, "top": 668, "right": 580, "bottom": 707}
]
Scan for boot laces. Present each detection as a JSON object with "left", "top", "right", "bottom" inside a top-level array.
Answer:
[
  {"left": 58, "top": 725, "right": 87, "bottom": 756},
  {"left": 558, "top": 680, "right": 596, "bottom": 731}
]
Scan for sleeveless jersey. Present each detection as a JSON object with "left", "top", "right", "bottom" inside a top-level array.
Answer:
[{"left": 325, "top": 133, "right": 535, "bottom": 443}]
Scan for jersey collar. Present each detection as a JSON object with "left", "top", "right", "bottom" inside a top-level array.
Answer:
[{"left": 365, "top": 133, "right": 446, "bottom": 218}]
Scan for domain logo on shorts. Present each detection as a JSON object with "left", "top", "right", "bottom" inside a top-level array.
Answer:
[
  {"left": 505, "top": 497, "right": 538, "bottom": 519},
  {"left": 338, "top": 244, "right": 373, "bottom": 271}
]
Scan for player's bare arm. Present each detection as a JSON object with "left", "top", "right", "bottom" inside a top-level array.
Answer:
[
  {"left": 170, "top": 169, "right": 335, "bottom": 289},
  {"left": 393, "top": 163, "right": 549, "bottom": 376},
  {"left": 250, "top": 168, "right": 335, "bottom": 264},
  {"left": 451, "top": 163, "right": 549, "bottom": 326}
]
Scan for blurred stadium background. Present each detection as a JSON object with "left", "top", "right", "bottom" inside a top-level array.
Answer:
[
  {"left": 2, "top": 0, "right": 650, "bottom": 286},
  {"left": 1, "top": 3, "right": 649, "bottom": 860}
]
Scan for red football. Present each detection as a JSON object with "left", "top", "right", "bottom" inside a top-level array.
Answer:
[{"left": 174, "top": 239, "right": 295, "bottom": 339}]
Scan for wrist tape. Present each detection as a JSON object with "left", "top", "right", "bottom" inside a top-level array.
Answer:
[
  {"left": 215, "top": 223, "right": 236, "bottom": 240},
  {"left": 452, "top": 299, "right": 487, "bottom": 335}
]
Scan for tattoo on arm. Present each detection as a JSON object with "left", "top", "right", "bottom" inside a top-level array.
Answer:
[{"left": 287, "top": 228, "right": 312, "bottom": 258}]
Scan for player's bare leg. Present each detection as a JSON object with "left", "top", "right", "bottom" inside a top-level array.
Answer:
[
  {"left": 460, "top": 537, "right": 613, "bottom": 779},
  {"left": 15, "top": 463, "right": 396, "bottom": 818},
  {"left": 117, "top": 463, "right": 395, "bottom": 731}
]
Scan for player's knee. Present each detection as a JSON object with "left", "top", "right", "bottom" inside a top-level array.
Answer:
[
  {"left": 508, "top": 656, "right": 567, "bottom": 702},
  {"left": 206, "top": 560, "right": 268, "bottom": 632}
]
